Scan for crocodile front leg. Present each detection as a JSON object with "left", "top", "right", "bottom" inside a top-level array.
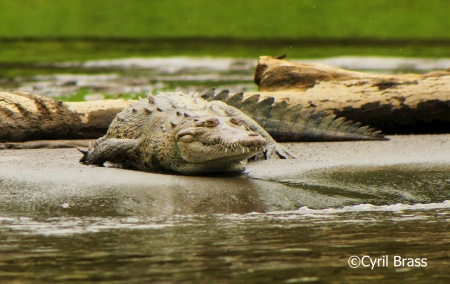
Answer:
[{"left": 79, "top": 138, "right": 139, "bottom": 166}]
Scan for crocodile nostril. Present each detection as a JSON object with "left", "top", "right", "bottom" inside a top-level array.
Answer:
[{"left": 248, "top": 133, "right": 259, "bottom": 137}]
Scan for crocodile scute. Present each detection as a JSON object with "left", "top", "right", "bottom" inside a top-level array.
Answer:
[
  {"left": 81, "top": 90, "right": 386, "bottom": 174},
  {"left": 80, "top": 91, "right": 291, "bottom": 174}
]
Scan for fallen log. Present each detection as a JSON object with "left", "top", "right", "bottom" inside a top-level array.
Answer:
[
  {"left": 253, "top": 56, "right": 450, "bottom": 133},
  {"left": 0, "top": 139, "right": 95, "bottom": 150},
  {"left": 1, "top": 90, "right": 387, "bottom": 145},
  {"left": 255, "top": 55, "right": 450, "bottom": 91},
  {"left": 2, "top": 60, "right": 449, "bottom": 144},
  {"left": 0, "top": 91, "right": 131, "bottom": 142}
]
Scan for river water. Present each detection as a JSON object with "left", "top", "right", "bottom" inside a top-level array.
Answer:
[
  {"left": 1, "top": 57, "right": 449, "bottom": 283},
  {"left": 1, "top": 151, "right": 449, "bottom": 283},
  {"left": 1, "top": 181, "right": 449, "bottom": 283},
  {"left": 4, "top": 56, "right": 450, "bottom": 99}
]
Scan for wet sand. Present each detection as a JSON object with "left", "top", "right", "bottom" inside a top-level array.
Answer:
[{"left": 0, "top": 134, "right": 449, "bottom": 216}]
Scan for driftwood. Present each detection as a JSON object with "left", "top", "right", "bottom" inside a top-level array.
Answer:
[
  {"left": 255, "top": 55, "right": 450, "bottom": 91},
  {"left": 0, "top": 139, "right": 95, "bottom": 150},
  {"left": 254, "top": 56, "right": 450, "bottom": 133},
  {"left": 1, "top": 55, "right": 450, "bottom": 145},
  {"left": 0, "top": 91, "right": 131, "bottom": 142}
]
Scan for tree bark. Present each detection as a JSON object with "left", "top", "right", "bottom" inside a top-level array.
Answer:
[
  {"left": 0, "top": 91, "right": 130, "bottom": 142},
  {"left": 0, "top": 139, "right": 95, "bottom": 150},
  {"left": 2, "top": 55, "right": 450, "bottom": 144},
  {"left": 253, "top": 56, "right": 450, "bottom": 133},
  {"left": 255, "top": 55, "right": 450, "bottom": 91}
]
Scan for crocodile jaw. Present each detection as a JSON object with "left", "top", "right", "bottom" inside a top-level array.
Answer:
[
  {"left": 175, "top": 123, "right": 266, "bottom": 165},
  {"left": 177, "top": 140, "right": 266, "bottom": 164}
]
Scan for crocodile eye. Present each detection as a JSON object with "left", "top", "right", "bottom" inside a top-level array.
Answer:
[
  {"left": 205, "top": 120, "right": 216, "bottom": 127},
  {"left": 230, "top": 117, "right": 242, "bottom": 125}
]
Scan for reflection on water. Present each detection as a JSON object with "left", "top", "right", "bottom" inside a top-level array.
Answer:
[
  {"left": 1, "top": 204, "right": 449, "bottom": 283},
  {"left": 1, "top": 165, "right": 449, "bottom": 283},
  {"left": 276, "top": 165, "right": 450, "bottom": 205}
]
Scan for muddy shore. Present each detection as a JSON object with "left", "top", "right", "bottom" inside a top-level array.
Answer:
[{"left": 1, "top": 134, "right": 448, "bottom": 217}]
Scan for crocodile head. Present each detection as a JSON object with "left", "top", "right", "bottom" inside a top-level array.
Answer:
[{"left": 174, "top": 115, "right": 266, "bottom": 173}]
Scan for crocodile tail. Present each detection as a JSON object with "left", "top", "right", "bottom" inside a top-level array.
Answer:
[
  {"left": 201, "top": 89, "right": 388, "bottom": 142},
  {"left": 262, "top": 107, "right": 387, "bottom": 142}
]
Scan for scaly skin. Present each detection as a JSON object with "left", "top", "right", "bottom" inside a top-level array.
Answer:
[
  {"left": 201, "top": 89, "right": 387, "bottom": 141},
  {"left": 81, "top": 90, "right": 387, "bottom": 174},
  {"left": 81, "top": 92, "right": 290, "bottom": 174}
]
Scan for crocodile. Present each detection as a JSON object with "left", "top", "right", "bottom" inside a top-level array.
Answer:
[
  {"left": 80, "top": 90, "right": 386, "bottom": 174},
  {"left": 200, "top": 89, "right": 386, "bottom": 142}
]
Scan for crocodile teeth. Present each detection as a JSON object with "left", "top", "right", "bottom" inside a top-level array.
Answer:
[{"left": 219, "top": 141, "right": 265, "bottom": 155}]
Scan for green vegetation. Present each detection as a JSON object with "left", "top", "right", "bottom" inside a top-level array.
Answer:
[
  {"left": 0, "top": 0, "right": 449, "bottom": 39},
  {"left": 0, "top": 0, "right": 449, "bottom": 62},
  {"left": 53, "top": 87, "right": 144, "bottom": 102},
  {"left": 0, "top": 38, "right": 448, "bottom": 63}
]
